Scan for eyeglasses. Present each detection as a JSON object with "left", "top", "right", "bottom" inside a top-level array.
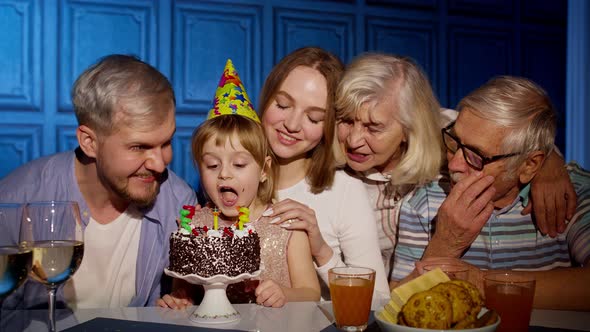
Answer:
[{"left": 441, "top": 121, "right": 521, "bottom": 171}]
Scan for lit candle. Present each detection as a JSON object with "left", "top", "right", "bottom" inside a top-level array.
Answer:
[
  {"left": 212, "top": 207, "right": 219, "bottom": 230},
  {"left": 180, "top": 206, "right": 194, "bottom": 232},
  {"left": 238, "top": 206, "right": 249, "bottom": 230}
]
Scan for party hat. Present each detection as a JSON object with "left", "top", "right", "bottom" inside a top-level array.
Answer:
[{"left": 208, "top": 59, "right": 259, "bottom": 122}]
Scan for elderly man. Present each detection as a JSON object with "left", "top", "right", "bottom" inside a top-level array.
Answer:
[{"left": 391, "top": 76, "right": 589, "bottom": 310}]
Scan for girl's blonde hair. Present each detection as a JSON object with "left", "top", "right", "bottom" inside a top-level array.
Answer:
[
  {"left": 192, "top": 115, "right": 278, "bottom": 204},
  {"left": 259, "top": 47, "right": 344, "bottom": 194},
  {"left": 336, "top": 53, "right": 444, "bottom": 187}
]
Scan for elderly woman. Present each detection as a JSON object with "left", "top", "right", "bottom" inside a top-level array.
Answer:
[{"left": 334, "top": 53, "right": 577, "bottom": 282}]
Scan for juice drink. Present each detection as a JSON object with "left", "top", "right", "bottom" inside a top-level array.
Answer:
[
  {"left": 485, "top": 278, "right": 535, "bottom": 332},
  {"left": 330, "top": 277, "right": 375, "bottom": 327}
]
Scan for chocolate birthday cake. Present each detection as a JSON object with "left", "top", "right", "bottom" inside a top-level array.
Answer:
[{"left": 168, "top": 206, "right": 261, "bottom": 278}]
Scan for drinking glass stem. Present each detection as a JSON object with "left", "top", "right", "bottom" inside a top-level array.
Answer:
[
  {"left": 0, "top": 298, "right": 3, "bottom": 331},
  {"left": 47, "top": 286, "right": 57, "bottom": 332}
]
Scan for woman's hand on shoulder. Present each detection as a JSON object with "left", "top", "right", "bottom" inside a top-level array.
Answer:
[
  {"left": 525, "top": 151, "right": 577, "bottom": 237},
  {"left": 265, "top": 199, "right": 333, "bottom": 264},
  {"left": 255, "top": 280, "right": 286, "bottom": 308}
]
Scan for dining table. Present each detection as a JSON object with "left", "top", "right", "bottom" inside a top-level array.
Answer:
[{"left": 1, "top": 301, "right": 589, "bottom": 331}]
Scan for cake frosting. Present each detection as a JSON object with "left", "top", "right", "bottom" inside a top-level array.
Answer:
[{"left": 168, "top": 206, "right": 261, "bottom": 278}]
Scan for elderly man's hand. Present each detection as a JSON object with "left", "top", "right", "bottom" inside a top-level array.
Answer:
[
  {"left": 424, "top": 172, "right": 495, "bottom": 258},
  {"left": 523, "top": 151, "right": 577, "bottom": 237}
]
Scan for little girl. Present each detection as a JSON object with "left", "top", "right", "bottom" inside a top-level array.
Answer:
[{"left": 158, "top": 114, "right": 320, "bottom": 308}]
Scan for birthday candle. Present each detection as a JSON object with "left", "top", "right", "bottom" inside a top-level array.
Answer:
[
  {"left": 212, "top": 207, "right": 219, "bottom": 230},
  {"left": 180, "top": 206, "right": 195, "bottom": 232},
  {"left": 238, "top": 206, "right": 249, "bottom": 230}
]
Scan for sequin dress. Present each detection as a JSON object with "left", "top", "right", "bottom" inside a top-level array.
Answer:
[{"left": 189, "top": 206, "right": 292, "bottom": 303}]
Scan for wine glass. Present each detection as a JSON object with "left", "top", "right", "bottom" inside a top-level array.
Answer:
[
  {"left": 0, "top": 203, "right": 33, "bottom": 330},
  {"left": 0, "top": 203, "right": 33, "bottom": 300},
  {"left": 22, "top": 201, "right": 84, "bottom": 332}
]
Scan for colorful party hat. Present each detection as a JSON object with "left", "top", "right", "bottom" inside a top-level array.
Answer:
[{"left": 208, "top": 59, "right": 259, "bottom": 122}]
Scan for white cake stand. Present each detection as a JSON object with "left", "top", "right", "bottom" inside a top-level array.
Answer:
[{"left": 164, "top": 268, "right": 262, "bottom": 324}]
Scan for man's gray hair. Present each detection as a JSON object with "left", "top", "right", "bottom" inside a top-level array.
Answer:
[
  {"left": 457, "top": 76, "right": 557, "bottom": 171},
  {"left": 72, "top": 54, "right": 175, "bottom": 135}
]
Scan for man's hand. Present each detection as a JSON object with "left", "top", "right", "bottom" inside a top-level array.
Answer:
[
  {"left": 424, "top": 172, "right": 495, "bottom": 258},
  {"left": 524, "top": 152, "right": 577, "bottom": 237}
]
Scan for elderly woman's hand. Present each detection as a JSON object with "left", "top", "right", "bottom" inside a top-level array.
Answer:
[{"left": 524, "top": 151, "right": 577, "bottom": 237}]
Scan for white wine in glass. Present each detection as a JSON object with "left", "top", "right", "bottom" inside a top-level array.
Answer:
[
  {"left": 0, "top": 203, "right": 32, "bottom": 300},
  {"left": 22, "top": 201, "right": 84, "bottom": 332}
]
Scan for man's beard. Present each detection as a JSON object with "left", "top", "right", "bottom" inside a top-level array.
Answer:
[
  {"left": 118, "top": 182, "right": 160, "bottom": 209},
  {"left": 103, "top": 172, "right": 163, "bottom": 210}
]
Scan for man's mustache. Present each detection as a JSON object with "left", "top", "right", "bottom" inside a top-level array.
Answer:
[{"left": 134, "top": 171, "right": 165, "bottom": 183}]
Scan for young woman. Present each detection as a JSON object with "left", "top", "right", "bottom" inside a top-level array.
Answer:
[{"left": 258, "top": 47, "right": 391, "bottom": 302}]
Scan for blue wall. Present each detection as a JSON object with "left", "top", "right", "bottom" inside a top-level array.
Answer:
[
  {"left": 0, "top": 0, "right": 571, "bottom": 189},
  {"left": 567, "top": 0, "right": 590, "bottom": 169}
]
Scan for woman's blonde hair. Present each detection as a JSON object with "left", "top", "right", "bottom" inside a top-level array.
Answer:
[
  {"left": 192, "top": 115, "right": 278, "bottom": 204},
  {"left": 336, "top": 53, "right": 443, "bottom": 187},
  {"left": 259, "top": 47, "right": 344, "bottom": 194},
  {"left": 458, "top": 76, "right": 556, "bottom": 172}
]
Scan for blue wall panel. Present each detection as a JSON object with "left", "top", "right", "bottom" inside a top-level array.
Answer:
[
  {"left": 59, "top": 0, "right": 157, "bottom": 112},
  {"left": 521, "top": 27, "right": 567, "bottom": 151},
  {"left": 274, "top": 7, "right": 354, "bottom": 64},
  {"left": 449, "top": 0, "right": 514, "bottom": 17},
  {"left": 0, "top": 0, "right": 40, "bottom": 110},
  {"left": 366, "top": 16, "right": 438, "bottom": 94},
  {"left": 367, "top": 0, "right": 437, "bottom": 10},
  {"left": 0, "top": 0, "right": 573, "bottom": 184},
  {"left": 173, "top": 124, "right": 200, "bottom": 190},
  {"left": 566, "top": 0, "right": 590, "bottom": 168},
  {"left": 173, "top": 1, "right": 262, "bottom": 114},
  {"left": 448, "top": 25, "right": 513, "bottom": 108},
  {"left": 0, "top": 124, "right": 41, "bottom": 178},
  {"left": 56, "top": 125, "right": 78, "bottom": 152}
]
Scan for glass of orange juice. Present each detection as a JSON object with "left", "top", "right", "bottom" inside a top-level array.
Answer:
[{"left": 328, "top": 266, "right": 375, "bottom": 331}]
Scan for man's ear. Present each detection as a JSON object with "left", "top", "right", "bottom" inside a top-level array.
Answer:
[
  {"left": 519, "top": 150, "right": 546, "bottom": 184},
  {"left": 77, "top": 125, "right": 99, "bottom": 158},
  {"left": 260, "top": 156, "right": 272, "bottom": 183}
]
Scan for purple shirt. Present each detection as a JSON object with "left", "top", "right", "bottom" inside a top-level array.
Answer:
[{"left": 0, "top": 150, "right": 196, "bottom": 308}]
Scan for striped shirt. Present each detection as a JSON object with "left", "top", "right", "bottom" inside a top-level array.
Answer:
[
  {"left": 362, "top": 169, "right": 418, "bottom": 278},
  {"left": 391, "top": 162, "right": 590, "bottom": 281},
  {"left": 362, "top": 108, "right": 458, "bottom": 278}
]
